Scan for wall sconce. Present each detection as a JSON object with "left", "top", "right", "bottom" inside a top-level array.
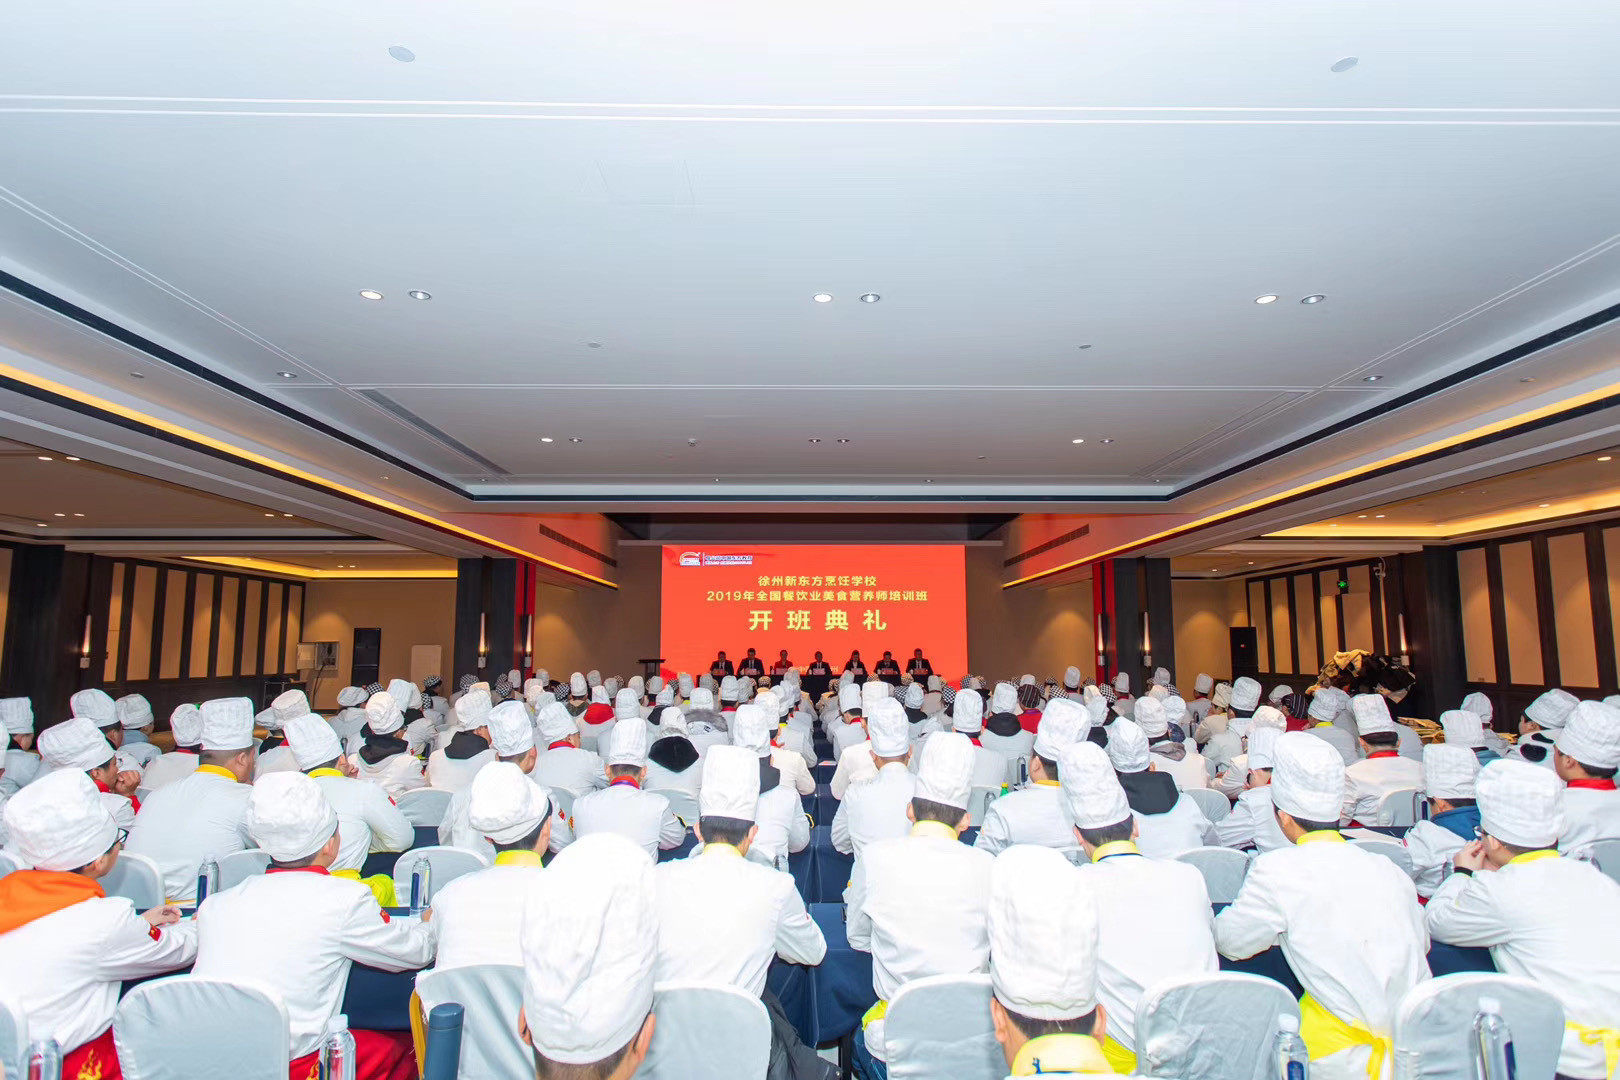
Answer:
[
  {"left": 522, "top": 613, "right": 534, "bottom": 669},
  {"left": 1095, "top": 613, "right": 1106, "bottom": 669},
  {"left": 1141, "top": 613, "right": 1152, "bottom": 667},
  {"left": 1397, "top": 614, "right": 1410, "bottom": 668},
  {"left": 477, "top": 613, "right": 488, "bottom": 669},
  {"left": 78, "top": 614, "right": 92, "bottom": 670}
]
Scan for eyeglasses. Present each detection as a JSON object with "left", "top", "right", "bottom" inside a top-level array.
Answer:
[{"left": 107, "top": 828, "right": 128, "bottom": 854}]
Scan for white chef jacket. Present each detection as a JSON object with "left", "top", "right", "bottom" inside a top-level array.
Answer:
[
  {"left": 1, "top": 748, "right": 41, "bottom": 795},
  {"left": 846, "top": 820, "right": 996, "bottom": 1060},
  {"left": 118, "top": 740, "right": 163, "bottom": 768},
  {"left": 1394, "top": 724, "right": 1423, "bottom": 762},
  {"left": 533, "top": 743, "right": 607, "bottom": 798},
  {"left": 1202, "top": 731, "right": 1243, "bottom": 778},
  {"left": 750, "top": 779, "right": 810, "bottom": 867},
  {"left": 654, "top": 843, "right": 826, "bottom": 995},
  {"left": 1150, "top": 747, "right": 1210, "bottom": 791},
  {"left": 430, "top": 851, "right": 542, "bottom": 969},
  {"left": 252, "top": 743, "right": 298, "bottom": 780},
  {"left": 1134, "top": 794, "right": 1214, "bottom": 859},
  {"left": 687, "top": 722, "right": 730, "bottom": 760},
  {"left": 1213, "top": 785, "right": 1290, "bottom": 854},
  {"left": 973, "top": 781, "right": 1079, "bottom": 857},
  {"left": 773, "top": 745, "right": 816, "bottom": 796},
  {"left": 1559, "top": 784, "right": 1620, "bottom": 853},
  {"left": 1309, "top": 722, "right": 1361, "bottom": 767},
  {"left": 308, "top": 769, "right": 415, "bottom": 873},
  {"left": 1403, "top": 820, "right": 1467, "bottom": 899},
  {"left": 1187, "top": 697, "right": 1215, "bottom": 726},
  {"left": 1077, "top": 843, "right": 1220, "bottom": 1052},
  {"left": 125, "top": 765, "right": 254, "bottom": 903},
  {"left": 329, "top": 708, "right": 369, "bottom": 746},
  {"left": 979, "top": 729, "right": 1034, "bottom": 776},
  {"left": 0, "top": 885, "right": 197, "bottom": 1053},
  {"left": 438, "top": 784, "right": 571, "bottom": 861},
  {"left": 194, "top": 868, "right": 434, "bottom": 1056},
  {"left": 832, "top": 762, "right": 915, "bottom": 857},
  {"left": 1426, "top": 852, "right": 1620, "bottom": 1079},
  {"left": 645, "top": 744, "right": 703, "bottom": 807},
  {"left": 136, "top": 750, "right": 197, "bottom": 792},
  {"left": 570, "top": 780, "right": 685, "bottom": 859},
  {"left": 1214, "top": 833, "right": 1429, "bottom": 1080},
  {"left": 425, "top": 747, "right": 494, "bottom": 792},
  {"left": 352, "top": 750, "right": 428, "bottom": 800},
  {"left": 1340, "top": 753, "right": 1424, "bottom": 825},
  {"left": 830, "top": 740, "right": 878, "bottom": 799}
]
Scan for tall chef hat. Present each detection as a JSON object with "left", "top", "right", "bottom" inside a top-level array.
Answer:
[
  {"left": 1477, "top": 759, "right": 1565, "bottom": 849},
  {"left": 915, "top": 731, "right": 977, "bottom": 811},
  {"left": 989, "top": 845, "right": 1100, "bottom": 1021},
  {"left": 1269, "top": 732, "right": 1346, "bottom": 823},
  {"left": 1059, "top": 741, "right": 1131, "bottom": 830},
  {"left": 1423, "top": 744, "right": 1480, "bottom": 801},
  {"left": 4, "top": 769, "right": 119, "bottom": 871},
  {"left": 699, "top": 744, "right": 760, "bottom": 822}
]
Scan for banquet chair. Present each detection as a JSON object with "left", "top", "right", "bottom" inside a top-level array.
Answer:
[
  {"left": 1135, "top": 971, "right": 1299, "bottom": 1080},
  {"left": 659, "top": 787, "right": 700, "bottom": 826},
  {"left": 883, "top": 973, "right": 1004, "bottom": 1079},
  {"left": 968, "top": 786, "right": 998, "bottom": 827},
  {"left": 0, "top": 850, "right": 20, "bottom": 879},
  {"left": 1175, "top": 846, "right": 1251, "bottom": 904},
  {"left": 216, "top": 849, "right": 272, "bottom": 891},
  {"left": 0, "top": 994, "right": 27, "bottom": 1080},
  {"left": 1184, "top": 787, "right": 1231, "bottom": 824},
  {"left": 114, "top": 976, "right": 289, "bottom": 1080},
  {"left": 414, "top": 964, "right": 526, "bottom": 1080},
  {"left": 636, "top": 981, "right": 770, "bottom": 1080},
  {"left": 1392, "top": 973, "right": 1564, "bottom": 1080},
  {"left": 391, "top": 846, "right": 489, "bottom": 906},
  {"left": 1567, "top": 838, "right": 1620, "bottom": 887},
  {"left": 1375, "top": 787, "right": 1421, "bottom": 827},
  {"left": 102, "top": 851, "right": 165, "bottom": 909},
  {"left": 395, "top": 787, "right": 454, "bottom": 826},
  {"left": 1353, "top": 839, "right": 1414, "bottom": 877}
]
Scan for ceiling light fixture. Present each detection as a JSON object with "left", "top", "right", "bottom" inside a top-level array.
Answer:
[
  {"left": 65, "top": 456, "right": 80, "bottom": 461},
  {"left": 1329, "top": 523, "right": 1338, "bottom": 527},
  {"left": 1254, "top": 294, "right": 1279, "bottom": 305},
  {"left": 540, "top": 437, "right": 554, "bottom": 443},
  {"left": 276, "top": 371, "right": 298, "bottom": 379},
  {"left": 73, "top": 513, "right": 83, "bottom": 518},
  {"left": 1301, "top": 294, "right": 1326, "bottom": 304},
  {"left": 1071, "top": 438, "right": 1085, "bottom": 444},
  {"left": 1520, "top": 377, "right": 1536, "bottom": 384},
  {"left": 812, "top": 293, "right": 833, "bottom": 303},
  {"left": 569, "top": 437, "right": 582, "bottom": 443},
  {"left": 1330, "top": 56, "right": 1359, "bottom": 72},
  {"left": 1358, "top": 514, "right": 1368, "bottom": 518},
  {"left": 359, "top": 290, "right": 384, "bottom": 301},
  {"left": 53, "top": 513, "right": 64, "bottom": 517},
  {"left": 1600, "top": 455, "right": 1614, "bottom": 462},
  {"left": 837, "top": 438, "right": 851, "bottom": 444},
  {"left": 1374, "top": 514, "right": 1386, "bottom": 519},
  {"left": 860, "top": 293, "right": 881, "bottom": 304},
  {"left": 407, "top": 290, "right": 432, "bottom": 301},
  {"left": 1362, "top": 374, "right": 1383, "bottom": 382},
  {"left": 129, "top": 372, "right": 145, "bottom": 379},
  {"left": 388, "top": 45, "right": 415, "bottom": 62},
  {"left": 1539, "top": 503, "right": 1550, "bottom": 508},
  {"left": 34, "top": 523, "right": 46, "bottom": 527},
  {"left": 1100, "top": 438, "right": 1114, "bottom": 444},
  {"left": 282, "top": 513, "right": 293, "bottom": 518},
  {"left": 586, "top": 342, "right": 602, "bottom": 349},
  {"left": 264, "top": 513, "right": 275, "bottom": 517},
  {"left": 1077, "top": 344, "right": 1093, "bottom": 350},
  {"left": 37, "top": 455, "right": 52, "bottom": 461},
  {"left": 807, "top": 438, "right": 821, "bottom": 443}
]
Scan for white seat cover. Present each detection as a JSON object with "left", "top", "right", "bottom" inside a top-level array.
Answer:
[
  {"left": 1353, "top": 839, "right": 1415, "bottom": 877},
  {"left": 0, "top": 993, "right": 27, "bottom": 1080},
  {"left": 636, "top": 981, "right": 770, "bottom": 1080},
  {"left": 216, "top": 850, "right": 272, "bottom": 891},
  {"left": 391, "top": 846, "right": 490, "bottom": 906},
  {"left": 1175, "top": 846, "right": 1251, "bottom": 904},
  {"left": 1392, "top": 973, "right": 1565, "bottom": 1080},
  {"left": 1185, "top": 787, "right": 1231, "bottom": 824},
  {"left": 883, "top": 973, "right": 1004, "bottom": 1080},
  {"left": 1136, "top": 972, "right": 1300, "bottom": 1080},
  {"left": 114, "top": 976, "right": 289, "bottom": 1080},
  {"left": 101, "top": 851, "right": 165, "bottom": 909},
  {"left": 395, "top": 787, "right": 454, "bottom": 826},
  {"left": 414, "top": 963, "right": 527, "bottom": 1080},
  {"left": 1376, "top": 787, "right": 1421, "bottom": 827}
]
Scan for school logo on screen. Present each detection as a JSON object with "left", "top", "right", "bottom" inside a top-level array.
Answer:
[{"left": 679, "top": 550, "right": 753, "bottom": 567}]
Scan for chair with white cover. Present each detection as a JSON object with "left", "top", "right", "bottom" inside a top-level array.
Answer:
[
  {"left": 114, "top": 976, "right": 290, "bottom": 1080},
  {"left": 549, "top": 785, "right": 575, "bottom": 821},
  {"left": 1135, "top": 972, "right": 1301, "bottom": 1080},
  {"left": 636, "top": 981, "right": 770, "bottom": 1080},
  {"left": 414, "top": 964, "right": 526, "bottom": 1080},
  {"left": 0, "top": 850, "right": 20, "bottom": 879},
  {"left": 1353, "top": 839, "right": 1414, "bottom": 877},
  {"left": 1392, "top": 973, "right": 1565, "bottom": 1080},
  {"left": 882, "top": 973, "right": 1003, "bottom": 1079},
  {"left": 1184, "top": 787, "right": 1232, "bottom": 824},
  {"left": 396, "top": 787, "right": 455, "bottom": 826},
  {"left": 1175, "top": 846, "right": 1251, "bottom": 904},
  {"left": 102, "top": 851, "right": 165, "bottom": 909},
  {"left": 1375, "top": 787, "right": 1421, "bottom": 827},
  {"left": 968, "top": 786, "right": 998, "bottom": 827},
  {"left": 216, "top": 850, "right": 272, "bottom": 891},
  {"left": 659, "top": 787, "right": 700, "bottom": 826},
  {"left": 1567, "top": 838, "right": 1620, "bottom": 888},
  {"left": 0, "top": 994, "right": 27, "bottom": 1080},
  {"left": 391, "top": 846, "right": 489, "bottom": 906}
]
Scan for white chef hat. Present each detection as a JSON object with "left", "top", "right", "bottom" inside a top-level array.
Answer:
[
  {"left": 989, "top": 844, "right": 1100, "bottom": 1020},
  {"left": 989, "top": 682, "right": 1018, "bottom": 715},
  {"left": 170, "top": 703, "right": 203, "bottom": 746},
  {"left": 1106, "top": 719, "right": 1151, "bottom": 774},
  {"left": 286, "top": 714, "right": 344, "bottom": 770},
  {"left": 364, "top": 691, "right": 404, "bottom": 735},
  {"left": 407, "top": 685, "right": 423, "bottom": 711},
  {"left": 1269, "top": 732, "right": 1346, "bottom": 823},
  {"left": 1212, "top": 682, "right": 1233, "bottom": 709},
  {"left": 3, "top": 769, "right": 119, "bottom": 871},
  {"left": 1247, "top": 726, "right": 1282, "bottom": 771},
  {"left": 1351, "top": 694, "right": 1396, "bottom": 737},
  {"left": 1460, "top": 692, "right": 1493, "bottom": 723},
  {"left": 647, "top": 675, "right": 664, "bottom": 695},
  {"left": 489, "top": 700, "right": 537, "bottom": 758},
  {"left": 698, "top": 674, "right": 716, "bottom": 692},
  {"left": 730, "top": 704, "right": 773, "bottom": 756},
  {"left": 455, "top": 688, "right": 493, "bottom": 731},
  {"left": 1423, "top": 744, "right": 1480, "bottom": 800},
  {"left": 116, "top": 694, "right": 153, "bottom": 729},
  {"left": 1438, "top": 709, "right": 1484, "bottom": 749},
  {"left": 1228, "top": 712, "right": 1254, "bottom": 740},
  {"left": 610, "top": 688, "right": 637, "bottom": 722},
  {"left": 271, "top": 689, "right": 311, "bottom": 726},
  {"left": 385, "top": 679, "right": 413, "bottom": 711},
  {"left": 753, "top": 689, "right": 781, "bottom": 719},
  {"left": 469, "top": 762, "right": 552, "bottom": 844},
  {"left": 1113, "top": 698, "right": 1136, "bottom": 721},
  {"left": 39, "top": 716, "right": 115, "bottom": 771},
  {"left": 1146, "top": 685, "right": 1168, "bottom": 702},
  {"left": 1084, "top": 696, "right": 1109, "bottom": 729},
  {"left": 537, "top": 701, "right": 578, "bottom": 744},
  {"left": 1151, "top": 667, "right": 1171, "bottom": 687},
  {"left": 336, "top": 685, "right": 368, "bottom": 708},
  {"left": 1307, "top": 688, "right": 1343, "bottom": 723},
  {"left": 70, "top": 688, "right": 117, "bottom": 729},
  {"left": 677, "top": 673, "right": 694, "bottom": 696},
  {"left": 1230, "top": 678, "right": 1261, "bottom": 712},
  {"left": 655, "top": 685, "right": 674, "bottom": 707},
  {"left": 1268, "top": 684, "right": 1293, "bottom": 703},
  {"left": 1063, "top": 666, "right": 1082, "bottom": 690},
  {"left": 521, "top": 833, "right": 657, "bottom": 1065},
  {"left": 589, "top": 685, "right": 611, "bottom": 706},
  {"left": 628, "top": 675, "right": 645, "bottom": 695},
  {"left": 524, "top": 678, "right": 545, "bottom": 704},
  {"left": 659, "top": 709, "right": 690, "bottom": 736},
  {"left": 837, "top": 683, "right": 863, "bottom": 714},
  {"left": 1161, "top": 695, "right": 1188, "bottom": 726},
  {"left": 246, "top": 771, "right": 339, "bottom": 862},
  {"left": 254, "top": 706, "right": 281, "bottom": 734},
  {"left": 0, "top": 697, "right": 34, "bottom": 735},
  {"left": 507, "top": 668, "right": 522, "bottom": 689},
  {"left": 1555, "top": 700, "right": 1620, "bottom": 770},
  {"left": 1194, "top": 673, "right": 1214, "bottom": 695},
  {"left": 688, "top": 687, "right": 716, "bottom": 712},
  {"left": 1524, "top": 688, "right": 1578, "bottom": 730},
  {"left": 904, "top": 682, "right": 925, "bottom": 710},
  {"left": 587, "top": 670, "right": 603, "bottom": 688},
  {"left": 607, "top": 717, "right": 648, "bottom": 767},
  {"left": 719, "top": 676, "right": 740, "bottom": 703},
  {"left": 1133, "top": 697, "right": 1168, "bottom": 740},
  {"left": 1251, "top": 705, "right": 1287, "bottom": 732},
  {"left": 1033, "top": 698, "right": 1086, "bottom": 761},
  {"left": 1015, "top": 674, "right": 1033, "bottom": 688},
  {"left": 699, "top": 744, "right": 760, "bottom": 821},
  {"left": 953, "top": 688, "right": 985, "bottom": 734},
  {"left": 915, "top": 731, "right": 977, "bottom": 810},
  {"left": 868, "top": 699, "right": 910, "bottom": 758},
  {"left": 1477, "top": 759, "right": 1565, "bottom": 849},
  {"left": 1059, "top": 741, "right": 1131, "bottom": 829},
  {"left": 1113, "top": 673, "right": 1130, "bottom": 694},
  {"left": 861, "top": 680, "right": 890, "bottom": 715},
  {"left": 471, "top": 681, "right": 491, "bottom": 695},
  {"left": 568, "top": 672, "right": 588, "bottom": 697}
]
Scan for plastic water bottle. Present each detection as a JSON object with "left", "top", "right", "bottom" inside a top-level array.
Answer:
[
  {"left": 1473, "top": 996, "right": 1517, "bottom": 1080},
  {"left": 1272, "top": 1014, "right": 1309, "bottom": 1080},
  {"left": 320, "top": 1014, "right": 357, "bottom": 1080},
  {"left": 197, "top": 854, "right": 220, "bottom": 904},
  {"left": 26, "top": 1038, "right": 62, "bottom": 1080},
  {"left": 1017, "top": 757, "right": 1030, "bottom": 789},
  {"left": 409, "top": 855, "right": 432, "bottom": 916}
]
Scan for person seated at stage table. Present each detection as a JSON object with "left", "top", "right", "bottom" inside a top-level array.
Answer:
[
  {"left": 1214, "top": 732, "right": 1428, "bottom": 1080},
  {"left": 711, "top": 650, "right": 738, "bottom": 679},
  {"left": 874, "top": 650, "right": 903, "bottom": 686},
  {"left": 1404, "top": 744, "right": 1481, "bottom": 899},
  {"left": 843, "top": 649, "right": 869, "bottom": 681},
  {"left": 1553, "top": 698, "right": 1620, "bottom": 851},
  {"left": 770, "top": 649, "right": 795, "bottom": 677},
  {"left": 571, "top": 719, "right": 685, "bottom": 860},
  {"left": 1424, "top": 759, "right": 1620, "bottom": 1080},
  {"left": 1106, "top": 720, "right": 1212, "bottom": 859},
  {"left": 975, "top": 698, "right": 1085, "bottom": 855},
  {"left": 1341, "top": 694, "right": 1424, "bottom": 826},
  {"left": 804, "top": 650, "right": 834, "bottom": 698},
  {"left": 906, "top": 648, "right": 933, "bottom": 682},
  {"left": 832, "top": 700, "right": 915, "bottom": 861},
  {"left": 194, "top": 772, "right": 433, "bottom": 1080}
]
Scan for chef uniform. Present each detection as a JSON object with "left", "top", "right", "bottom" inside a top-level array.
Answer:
[
  {"left": 1439, "top": 708, "right": 1499, "bottom": 766},
  {"left": 329, "top": 685, "right": 371, "bottom": 746},
  {"left": 1192, "top": 682, "right": 1232, "bottom": 746},
  {"left": 1341, "top": 695, "right": 1424, "bottom": 825},
  {"left": 1460, "top": 691, "right": 1516, "bottom": 760},
  {"left": 1213, "top": 727, "right": 1291, "bottom": 853},
  {"left": 728, "top": 703, "right": 810, "bottom": 867},
  {"left": 252, "top": 688, "right": 306, "bottom": 779},
  {"left": 533, "top": 700, "right": 609, "bottom": 798},
  {"left": 39, "top": 717, "right": 138, "bottom": 829},
  {"left": 975, "top": 698, "right": 1085, "bottom": 856},
  {"left": 847, "top": 732, "right": 995, "bottom": 1068},
  {"left": 520, "top": 833, "right": 659, "bottom": 1078},
  {"left": 285, "top": 714, "right": 413, "bottom": 903},
  {"left": 1100, "top": 672, "right": 1131, "bottom": 706},
  {"left": 193, "top": 772, "right": 432, "bottom": 1080},
  {"left": 981, "top": 682, "right": 1035, "bottom": 764},
  {"left": 925, "top": 687, "right": 1014, "bottom": 792},
  {"left": 139, "top": 703, "right": 203, "bottom": 792},
  {"left": 441, "top": 700, "right": 560, "bottom": 859},
  {"left": 830, "top": 682, "right": 880, "bottom": 799},
  {"left": 1203, "top": 678, "right": 1255, "bottom": 773},
  {"left": 1215, "top": 732, "right": 1429, "bottom": 1080},
  {"left": 2, "top": 696, "right": 41, "bottom": 796},
  {"left": 1138, "top": 697, "right": 1207, "bottom": 791},
  {"left": 756, "top": 689, "right": 815, "bottom": 795},
  {"left": 1108, "top": 720, "right": 1211, "bottom": 858},
  {"left": 0, "top": 770, "right": 197, "bottom": 1080},
  {"left": 1425, "top": 760, "right": 1620, "bottom": 1080},
  {"left": 1553, "top": 699, "right": 1620, "bottom": 851},
  {"left": 426, "top": 688, "right": 496, "bottom": 791},
  {"left": 831, "top": 700, "right": 916, "bottom": 860},
  {"left": 1513, "top": 687, "right": 1577, "bottom": 769},
  {"left": 987, "top": 845, "right": 1114, "bottom": 1077},
  {"left": 1403, "top": 745, "right": 1480, "bottom": 898},
  {"left": 571, "top": 718, "right": 686, "bottom": 859},
  {"left": 72, "top": 688, "right": 122, "bottom": 749},
  {"left": 114, "top": 695, "right": 162, "bottom": 769},
  {"left": 347, "top": 690, "right": 427, "bottom": 799},
  {"left": 1061, "top": 741, "right": 1218, "bottom": 1071},
  {"left": 432, "top": 762, "right": 556, "bottom": 969},
  {"left": 1186, "top": 673, "right": 1216, "bottom": 726},
  {"left": 581, "top": 685, "right": 617, "bottom": 749},
  {"left": 125, "top": 696, "right": 256, "bottom": 904},
  {"left": 1305, "top": 687, "right": 1361, "bottom": 767},
  {"left": 645, "top": 706, "right": 703, "bottom": 807}
]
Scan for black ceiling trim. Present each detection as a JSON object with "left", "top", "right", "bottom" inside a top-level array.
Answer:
[
  {"left": 536, "top": 523, "right": 616, "bottom": 567},
  {"left": 1005, "top": 524, "right": 1092, "bottom": 567}
]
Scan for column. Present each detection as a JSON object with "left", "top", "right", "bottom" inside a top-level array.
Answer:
[
  {"left": 453, "top": 557, "right": 526, "bottom": 686},
  {"left": 0, "top": 544, "right": 97, "bottom": 723}
]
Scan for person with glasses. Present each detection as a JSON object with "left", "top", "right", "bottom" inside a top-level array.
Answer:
[{"left": 0, "top": 770, "right": 194, "bottom": 1079}]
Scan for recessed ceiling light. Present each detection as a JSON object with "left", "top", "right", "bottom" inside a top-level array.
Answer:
[
  {"left": 924, "top": 479, "right": 934, "bottom": 483},
  {"left": 1600, "top": 455, "right": 1614, "bottom": 462},
  {"left": 1539, "top": 503, "right": 1550, "bottom": 508},
  {"left": 586, "top": 342, "right": 602, "bottom": 349},
  {"left": 1362, "top": 374, "right": 1383, "bottom": 382},
  {"left": 1330, "top": 56, "right": 1359, "bottom": 72},
  {"left": 713, "top": 478, "right": 721, "bottom": 482},
  {"left": 977, "top": 455, "right": 987, "bottom": 460},
  {"left": 276, "top": 371, "right": 298, "bottom": 379},
  {"left": 1358, "top": 514, "right": 1368, "bottom": 518},
  {"left": 65, "top": 456, "right": 80, "bottom": 461},
  {"left": 1071, "top": 438, "right": 1085, "bottom": 445},
  {"left": 37, "top": 455, "right": 52, "bottom": 461},
  {"left": 1077, "top": 344, "right": 1093, "bottom": 350},
  {"left": 807, "top": 438, "right": 821, "bottom": 443},
  {"left": 569, "top": 437, "right": 582, "bottom": 443},
  {"left": 282, "top": 513, "right": 293, "bottom": 518},
  {"left": 407, "top": 290, "right": 432, "bottom": 301},
  {"left": 1099, "top": 438, "right": 1114, "bottom": 444},
  {"left": 837, "top": 438, "right": 851, "bottom": 444},
  {"left": 34, "top": 523, "right": 46, "bottom": 527},
  {"left": 1519, "top": 377, "right": 1536, "bottom": 383},
  {"left": 380, "top": 475, "right": 390, "bottom": 480},
  {"left": 540, "top": 437, "right": 554, "bottom": 444},
  {"left": 812, "top": 293, "right": 833, "bottom": 303},
  {"left": 1374, "top": 514, "right": 1386, "bottom": 519},
  {"left": 388, "top": 45, "right": 416, "bottom": 62},
  {"left": 1247, "top": 561, "right": 1254, "bottom": 565},
  {"left": 264, "top": 513, "right": 275, "bottom": 518},
  {"left": 129, "top": 372, "right": 145, "bottom": 379},
  {"left": 73, "top": 513, "right": 84, "bottom": 518},
  {"left": 53, "top": 513, "right": 64, "bottom": 517},
  {"left": 1254, "top": 294, "right": 1279, "bottom": 305},
  {"left": 1301, "top": 294, "right": 1326, "bottom": 304},
  {"left": 1329, "top": 523, "right": 1338, "bottom": 528},
  {"left": 359, "top": 290, "right": 384, "bottom": 301},
  {"left": 859, "top": 293, "right": 881, "bottom": 304}
]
